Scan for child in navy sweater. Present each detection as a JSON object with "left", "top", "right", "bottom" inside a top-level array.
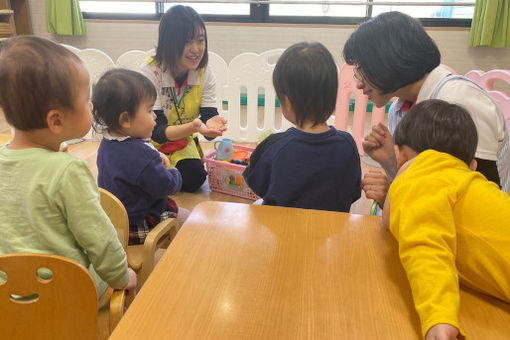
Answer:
[
  {"left": 243, "top": 42, "right": 361, "bottom": 212},
  {"left": 93, "top": 69, "right": 189, "bottom": 245}
]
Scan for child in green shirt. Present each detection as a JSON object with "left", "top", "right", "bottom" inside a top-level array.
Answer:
[{"left": 0, "top": 36, "right": 136, "bottom": 297}]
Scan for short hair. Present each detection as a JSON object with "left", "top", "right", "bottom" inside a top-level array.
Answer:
[
  {"left": 0, "top": 36, "right": 82, "bottom": 130},
  {"left": 92, "top": 68, "right": 157, "bottom": 134},
  {"left": 343, "top": 11, "right": 441, "bottom": 94},
  {"left": 273, "top": 41, "right": 338, "bottom": 127},
  {"left": 393, "top": 99, "right": 478, "bottom": 165},
  {"left": 154, "top": 5, "right": 208, "bottom": 75}
]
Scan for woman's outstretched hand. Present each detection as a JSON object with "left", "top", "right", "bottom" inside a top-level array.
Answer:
[
  {"left": 206, "top": 115, "right": 228, "bottom": 133},
  {"left": 193, "top": 116, "right": 227, "bottom": 138}
]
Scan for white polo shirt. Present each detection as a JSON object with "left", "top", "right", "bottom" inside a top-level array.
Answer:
[{"left": 417, "top": 64, "right": 506, "bottom": 162}]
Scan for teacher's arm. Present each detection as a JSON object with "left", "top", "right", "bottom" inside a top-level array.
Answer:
[{"left": 151, "top": 110, "right": 200, "bottom": 143}]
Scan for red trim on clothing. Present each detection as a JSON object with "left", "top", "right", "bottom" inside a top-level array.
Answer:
[
  {"left": 400, "top": 98, "right": 418, "bottom": 112},
  {"left": 175, "top": 76, "right": 189, "bottom": 95}
]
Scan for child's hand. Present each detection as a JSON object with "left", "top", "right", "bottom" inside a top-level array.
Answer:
[
  {"left": 193, "top": 118, "right": 224, "bottom": 138},
  {"left": 159, "top": 151, "right": 170, "bottom": 168},
  {"left": 123, "top": 268, "right": 138, "bottom": 297},
  {"left": 362, "top": 170, "right": 389, "bottom": 206},
  {"left": 426, "top": 324, "right": 460, "bottom": 340}
]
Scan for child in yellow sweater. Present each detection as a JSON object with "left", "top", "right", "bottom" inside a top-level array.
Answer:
[{"left": 382, "top": 99, "right": 510, "bottom": 340}]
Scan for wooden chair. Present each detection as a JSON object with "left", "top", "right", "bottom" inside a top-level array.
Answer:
[
  {"left": 0, "top": 253, "right": 125, "bottom": 340},
  {"left": 98, "top": 188, "right": 180, "bottom": 286}
]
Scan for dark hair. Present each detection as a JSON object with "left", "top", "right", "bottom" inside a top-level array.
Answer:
[
  {"left": 92, "top": 68, "right": 157, "bottom": 133},
  {"left": 393, "top": 99, "right": 477, "bottom": 165},
  {"left": 273, "top": 41, "right": 338, "bottom": 127},
  {"left": 154, "top": 5, "right": 208, "bottom": 76},
  {"left": 343, "top": 11, "right": 441, "bottom": 94},
  {"left": 0, "top": 36, "right": 83, "bottom": 130}
]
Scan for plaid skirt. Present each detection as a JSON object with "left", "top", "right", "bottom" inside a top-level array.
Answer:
[{"left": 128, "top": 198, "right": 179, "bottom": 245}]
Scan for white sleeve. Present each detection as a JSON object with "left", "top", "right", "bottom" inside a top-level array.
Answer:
[
  {"left": 201, "top": 66, "right": 217, "bottom": 108},
  {"left": 140, "top": 62, "right": 164, "bottom": 111}
]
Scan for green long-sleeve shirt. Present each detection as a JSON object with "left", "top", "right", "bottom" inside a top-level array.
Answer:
[{"left": 0, "top": 145, "right": 129, "bottom": 296}]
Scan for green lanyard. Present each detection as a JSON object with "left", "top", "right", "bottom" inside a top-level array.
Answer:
[{"left": 169, "top": 87, "right": 185, "bottom": 125}]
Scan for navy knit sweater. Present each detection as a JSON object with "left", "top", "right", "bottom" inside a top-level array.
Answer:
[
  {"left": 243, "top": 127, "right": 361, "bottom": 212},
  {"left": 97, "top": 138, "right": 182, "bottom": 225}
]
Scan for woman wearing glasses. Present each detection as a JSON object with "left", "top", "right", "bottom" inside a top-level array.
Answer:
[{"left": 343, "top": 11, "right": 509, "bottom": 204}]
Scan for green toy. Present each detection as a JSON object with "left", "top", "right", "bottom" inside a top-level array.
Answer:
[{"left": 258, "top": 130, "right": 273, "bottom": 144}]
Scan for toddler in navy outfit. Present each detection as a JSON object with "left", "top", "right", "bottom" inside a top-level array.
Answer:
[
  {"left": 93, "top": 69, "right": 189, "bottom": 245},
  {"left": 243, "top": 42, "right": 361, "bottom": 212}
]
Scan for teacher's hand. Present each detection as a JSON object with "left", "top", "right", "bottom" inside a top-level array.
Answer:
[
  {"left": 362, "top": 123, "right": 395, "bottom": 166},
  {"left": 205, "top": 115, "right": 228, "bottom": 133},
  {"left": 193, "top": 118, "right": 225, "bottom": 138}
]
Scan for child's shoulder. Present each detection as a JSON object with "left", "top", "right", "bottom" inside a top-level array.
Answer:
[
  {"left": 248, "top": 131, "right": 291, "bottom": 165},
  {"left": 99, "top": 138, "right": 159, "bottom": 162},
  {"left": 254, "top": 130, "right": 290, "bottom": 152},
  {"left": 2, "top": 146, "right": 83, "bottom": 165},
  {"left": 44, "top": 150, "right": 90, "bottom": 173},
  {"left": 329, "top": 127, "right": 358, "bottom": 147},
  {"left": 2, "top": 147, "right": 90, "bottom": 182},
  {"left": 260, "top": 131, "right": 289, "bottom": 146},
  {"left": 101, "top": 136, "right": 149, "bottom": 149}
]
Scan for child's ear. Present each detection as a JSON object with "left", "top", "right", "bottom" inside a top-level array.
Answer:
[
  {"left": 118, "top": 112, "right": 131, "bottom": 129},
  {"left": 395, "top": 145, "right": 417, "bottom": 169},
  {"left": 46, "top": 110, "right": 65, "bottom": 134},
  {"left": 469, "top": 158, "right": 478, "bottom": 171},
  {"left": 282, "top": 96, "right": 293, "bottom": 113},
  {"left": 395, "top": 145, "right": 408, "bottom": 169}
]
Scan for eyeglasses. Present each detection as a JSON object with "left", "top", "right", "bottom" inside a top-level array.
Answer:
[{"left": 353, "top": 67, "right": 364, "bottom": 83}]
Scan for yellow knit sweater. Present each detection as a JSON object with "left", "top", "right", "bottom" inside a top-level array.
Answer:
[{"left": 389, "top": 150, "right": 510, "bottom": 338}]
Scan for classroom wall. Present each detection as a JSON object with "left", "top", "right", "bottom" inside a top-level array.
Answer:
[{"left": 29, "top": 0, "right": 510, "bottom": 76}]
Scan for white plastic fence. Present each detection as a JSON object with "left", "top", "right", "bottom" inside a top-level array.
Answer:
[{"left": 63, "top": 45, "right": 335, "bottom": 142}]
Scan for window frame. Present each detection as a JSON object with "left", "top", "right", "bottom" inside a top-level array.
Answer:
[{"left": 80, "top": 1, "right": 473, "bottom": 27}]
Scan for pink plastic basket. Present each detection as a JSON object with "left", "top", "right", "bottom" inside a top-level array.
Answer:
[{"left": 204, "top": 145, "right": 259, "bottom": 201}]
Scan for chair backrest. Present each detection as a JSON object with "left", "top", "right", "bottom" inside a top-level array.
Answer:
[
  {"left": 465, "top": 69, "right": 510, "bottom": 138},
  {"left": 76, "top": 48, "right": 116, "bottom": 87},
  {"left": 115, "top": 49, "right": 150, "bottom": 72},
  {"left": 61, "top": 45, "right": 116, "bottom": 140},
  {"left": 0, "top": 253, "right": 98, "bottom": 339},
  {"left": 99, "top": 188, "right": 129, "bottom": 251},
  {"left": 334, "top": 64, "right": 388, "bottom": 156}
]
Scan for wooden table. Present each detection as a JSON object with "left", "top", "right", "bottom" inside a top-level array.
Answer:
[{"left": 110, "top": 202, "right": 510, "bottom": 339}]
